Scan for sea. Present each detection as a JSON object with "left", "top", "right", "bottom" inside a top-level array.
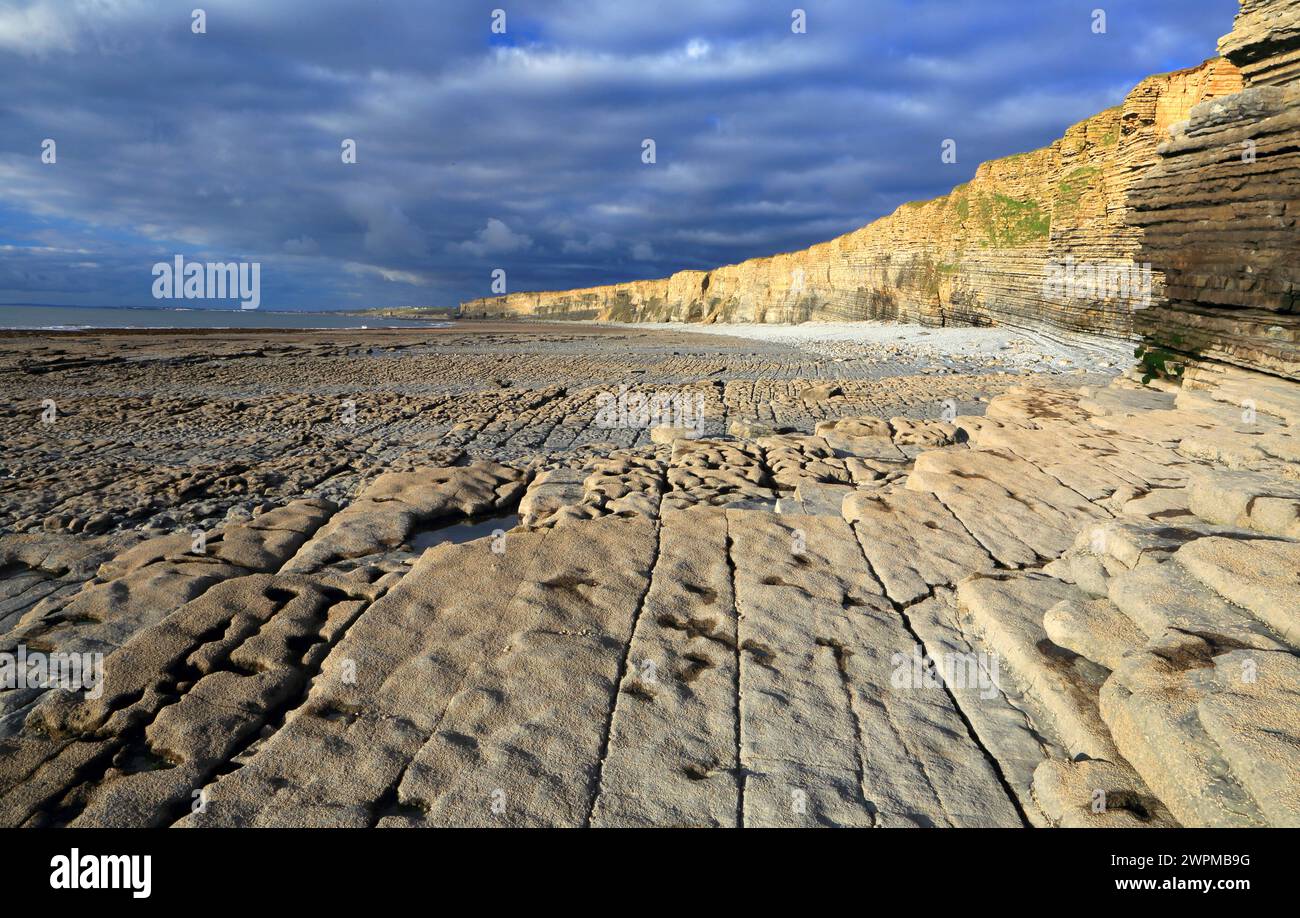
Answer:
[{"left": 0, "top": 305, "right": 453, "bottom": 331}]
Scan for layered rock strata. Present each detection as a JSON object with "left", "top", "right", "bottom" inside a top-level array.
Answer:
[
  {"left": 465, "top": 0, "right": 1300, "bottom": 382},
  {"left": 1219, "top": 0, "right": 1300, "bottom": 87},
  {"left": 464, "top": 61, "right": 1242, "bottom": 339},
  {"left": 1129, "top": 0, "right": 1300, "bottom": 379}
]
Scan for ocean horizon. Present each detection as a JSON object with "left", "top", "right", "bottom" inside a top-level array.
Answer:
[{"left": 0, "top": 304, "right": 453, "bottom": 331}]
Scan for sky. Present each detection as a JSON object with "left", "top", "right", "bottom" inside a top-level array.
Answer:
[{"left": 0, "top": 0, "right": 1239, "bottom": 311}]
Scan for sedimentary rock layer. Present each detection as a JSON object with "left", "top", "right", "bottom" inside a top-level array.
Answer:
[
  {"left": 464, "top": 60, "right": 1241, "bottom": 338},
  {"left": 464, "top": 0, "right": 1300, "bottom": 381},
  {"left": 1127, "top": 0, "right": 1300, "bottom": 380},
  {"left": 1220, "top": 0, "right": 1300, "bottom": 87}
]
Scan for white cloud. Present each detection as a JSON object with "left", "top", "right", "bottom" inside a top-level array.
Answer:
[
  {"left": 0, "top": 2, "right": 76, "bottom": 55},
  {"left": 343, "top": 197, "right": 428, "bottom": 258},
  {"left": 283, "top": 235, "right": 320, "bottom": 255},
  {"left": 450, "top": 218, "right": 533, "bottom": 257},
  {"left": 562, "top": 232, "right": 616, "bottom": 254},
  {"left": 343, "top": 261, "right": 429, "bottom": 285},
  {"left": 0, "top": 0, "right": 149, "bottom": 57},
  {"left": 474, "top": 36, "right": 822, "bottom": 91}
]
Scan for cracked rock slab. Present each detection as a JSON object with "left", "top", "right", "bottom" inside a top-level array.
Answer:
[
  {"left": 729, "top": 511, "right": 1021, "bottom": 827},
  {"left": 956, "top": 572, "right": 1118, "bottom": 761},
  {"left": 283, "top": 462, "right": 523, "bottom": 572},
  {"left": 1176, "top": 537, "right": 1300, "bottom": 647},
  {"left": 844, "top": 486, "right": 995, "bottom": 605},
  {"left": 907, "top": 449, "right": 1109, "bottom": 566}
]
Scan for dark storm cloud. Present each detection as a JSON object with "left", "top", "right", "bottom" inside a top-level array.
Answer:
[{"left": 0, "top": 0, "right": 1238, "bottom": 309}]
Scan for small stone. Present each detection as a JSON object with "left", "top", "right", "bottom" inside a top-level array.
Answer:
[
  {"left": 799, "top": 383, "right": 843, "bottom": 403},
  {"left": 650, "top": 425, "right": 700, "bottom": 444},
  {"left": 728, "top": 418, "right": 775, "bottom": 439}
]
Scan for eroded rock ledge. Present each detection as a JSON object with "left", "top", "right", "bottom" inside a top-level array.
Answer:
[
  {"left": 2, "top": 364, "right": 1296, "bottom": 827},
  {"left": 1130, "top": 0, "right": 1300, "bottom": 380}
]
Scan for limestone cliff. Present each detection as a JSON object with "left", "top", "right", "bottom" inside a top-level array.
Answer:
[
  {"left": 1129, "top": 0, "right": 1300, "bottom": 379},
  {"left": 464, "top": 58, "right": 1240, "bottom": 336},
  {"left": 464, "top": 0, "right": 1299, "bottom": 380},
  {"left": 1219, "top": 0, "right": 1300, "bottom": 87}
]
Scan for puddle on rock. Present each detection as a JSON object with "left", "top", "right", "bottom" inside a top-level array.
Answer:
[{"left": 409, "top": 513, "right": 520, "bottom": 552}]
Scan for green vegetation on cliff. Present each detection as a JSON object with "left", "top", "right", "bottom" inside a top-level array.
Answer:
[{"left": 974, "top": 192, "right": 1051, "bottom": 247}]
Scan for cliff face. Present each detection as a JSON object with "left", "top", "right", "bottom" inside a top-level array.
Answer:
[
  {"left": 465, "top": 59, "right": 1240, "bottom": 334},
  {"left": 463, "top": 0, "right": 1299, "bottom": 379},
  {"left": 1129, "top": 0, "right": 1300, "bottom": 380},
  {"left": 1218, "top": 0, "right": 1300, "bottom": 87}
]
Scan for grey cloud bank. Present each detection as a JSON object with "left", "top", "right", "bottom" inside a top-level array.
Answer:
[{"left": 0, "top": 0, "right": 1235, "bottom": 310}]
